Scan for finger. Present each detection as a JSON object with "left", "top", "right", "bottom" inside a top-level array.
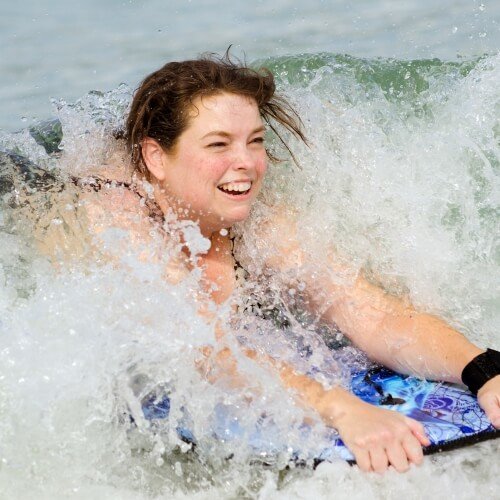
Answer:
[
  {"left": 368, "top": 447, "right": 389, "bottom": 474},
  {"left": 402, "top": 434, "right": 424, "bottom": 466},
  {"left": 385, "top": 442, "right": 409, "bottom": 473},
  {"left": 352, "top": 447, "right": 372, "bottom": 473},
  {"left": 404, "top": 417, "right": 430, "bottom": 446},
  {"left": 479, "top": 393, "right": 500, "bottom": 428}
]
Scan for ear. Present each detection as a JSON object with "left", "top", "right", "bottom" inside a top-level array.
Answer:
[{"left": 141, "top": 137, "right": 168, "bottom": 181}]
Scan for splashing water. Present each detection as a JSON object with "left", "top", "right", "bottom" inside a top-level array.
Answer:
[{"left": 0, "top": 53, "right": 499, "bottom": 498}]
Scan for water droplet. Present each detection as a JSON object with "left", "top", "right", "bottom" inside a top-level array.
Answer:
[
  {"left": 479, "top": 3, "right": 485, "bottom": 11},
  {"left": 219, "top": 228, "right": 228, "bottom": 236},
  {"left": 174, "top": 461, "right": 182, "bottom": 476},
  {"left": 452, "top": 26, "right": 458, "bottom": 34}
]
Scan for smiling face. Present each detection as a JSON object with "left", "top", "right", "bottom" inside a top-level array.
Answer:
[{"left": 144, "top": 92, "right": 268, "bottom": 236}]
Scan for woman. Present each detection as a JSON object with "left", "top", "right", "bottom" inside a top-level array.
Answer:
[{"left": 74, "top": 52, "right": 500, "bottom": 473}]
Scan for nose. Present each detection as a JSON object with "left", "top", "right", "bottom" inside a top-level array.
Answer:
[{"left": 231, "top": 144, "right": 257, "bottom": 171}]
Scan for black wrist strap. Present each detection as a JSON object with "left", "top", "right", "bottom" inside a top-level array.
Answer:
[{"left": 461, "top": 348, "right": 500, "bottom": 395}]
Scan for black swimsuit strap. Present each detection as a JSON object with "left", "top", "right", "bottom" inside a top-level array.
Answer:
[
  {"left": 71, "top": 175, "right": 164, "bottom": 224},
  {"left": 229, "top": 232, "right": 248, "bottom": 276}
]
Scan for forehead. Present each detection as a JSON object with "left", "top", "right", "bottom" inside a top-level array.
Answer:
[{"left": 186, "top": 92, "right": 262, "bottom": 131}]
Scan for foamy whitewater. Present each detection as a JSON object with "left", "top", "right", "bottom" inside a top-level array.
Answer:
[{"left": 0, "top": 53, "right": 499, "bottom": 499}]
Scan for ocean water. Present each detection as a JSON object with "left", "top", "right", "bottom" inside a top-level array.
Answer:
[
  {"left": 1, "top": 1, "right": 500, "bottom": 499},
  {"left": 1, "top": 0, "right": 499, "bottom": 132}
]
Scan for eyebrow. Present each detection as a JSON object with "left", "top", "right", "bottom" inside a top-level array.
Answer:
[{"left": 201, "top": 126, "right": 265, "bottom": 140}]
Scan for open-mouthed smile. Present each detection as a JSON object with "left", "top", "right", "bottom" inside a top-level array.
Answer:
[{"left": 217, "top": 180, "right": 252, "bottom": 197}]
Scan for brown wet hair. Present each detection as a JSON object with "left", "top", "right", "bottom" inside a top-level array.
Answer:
[{"left": 125, "top": 49, "right": 307, "bottom": 174}]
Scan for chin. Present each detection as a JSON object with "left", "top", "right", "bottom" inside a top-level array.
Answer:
[
  {"left": 227, "top": 208, "right": 251, "bottom": 225},
  {"left": 204, "top": 206, "right": 252, "bottom": 233}
]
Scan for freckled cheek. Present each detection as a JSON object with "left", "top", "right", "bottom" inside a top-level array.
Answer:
[
  {"left": 200, "top": 158, "right": 234, "bottom": 182},
  {"left": 180, "top": 153, "right": 221, "bottom": 182}
]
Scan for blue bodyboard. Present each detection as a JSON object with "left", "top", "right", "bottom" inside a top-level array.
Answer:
[{"left": 141, "top": 367, "right": 499, "bottom": 464}]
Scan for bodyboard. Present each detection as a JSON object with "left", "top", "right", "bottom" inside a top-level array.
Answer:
[{"left": 141, "top": 367, "right": 500, "bottom": 464}]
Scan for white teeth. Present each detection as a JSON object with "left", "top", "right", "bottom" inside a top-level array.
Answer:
[{"left": 218, "top": 181, "right": 251, "bottom": 193}]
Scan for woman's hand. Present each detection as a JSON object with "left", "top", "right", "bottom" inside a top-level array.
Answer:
[
  {"left": 477, "top": 375, "right": 500, "bottom": 428},
  {"left": 318, "top": 389, "right": 430, "bottom": 473}
]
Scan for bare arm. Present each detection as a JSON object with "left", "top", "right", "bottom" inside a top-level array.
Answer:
[
  {"left": 318, "top": 269, "right": 500, "bottom": 431},
  {"left": 321, "top": 273, "right": 482, "bottom": 383},
  {"left": 197, "top": 322, "right": 429, "bottom": 473},
  {"left": 259, "top": 207, "right": 489, "bottom": 384}
]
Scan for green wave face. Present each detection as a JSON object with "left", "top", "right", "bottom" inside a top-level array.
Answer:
[{"left": 259, "top": 52, "right": 481, "bottom": 89}]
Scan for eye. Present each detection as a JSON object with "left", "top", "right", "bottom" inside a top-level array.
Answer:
[
  {"left": 251, "top": 137, "right": 265, "bottom": 145},
  {"left": 207, "top": 141, "right": 227, "bottom": 148}
]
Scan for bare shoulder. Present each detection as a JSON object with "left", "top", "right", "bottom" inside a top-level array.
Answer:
[{"left": 80, "top": 183, "right": 153, "bottom": 238}]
